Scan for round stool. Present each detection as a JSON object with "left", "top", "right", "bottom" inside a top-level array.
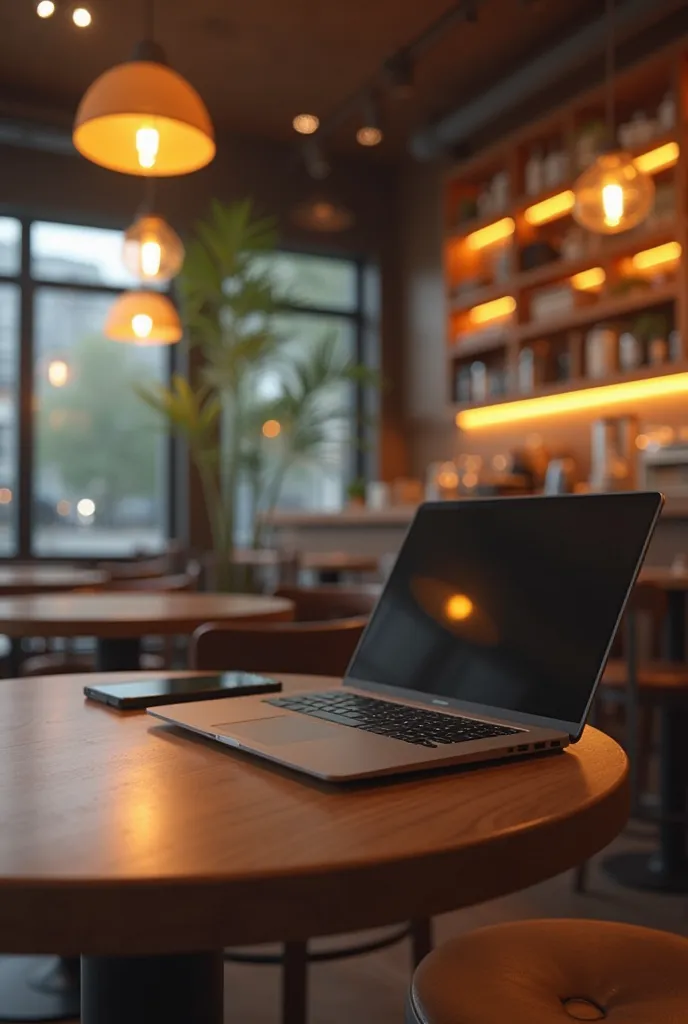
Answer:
[{"left": 406, "top": 919, "right": 688, "bottom": 1023}]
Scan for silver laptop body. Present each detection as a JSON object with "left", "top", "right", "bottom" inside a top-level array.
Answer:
[{"left": 150, "top": 493, "right": 662, "bottom": 782}]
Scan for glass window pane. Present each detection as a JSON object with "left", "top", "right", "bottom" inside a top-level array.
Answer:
[
  {"left": 246, "top": 312, "right": 355, "bottom": 523},
  {"left": 30, "top": 222, "right": 142, "bottom": 289},
  {"left": 33, "top": 287, "right": 168, "bottom": 557},
  {"left": 254, "top": 253, "right": 357, "bottom": 312},
  {"left": 0, "top": 284, "right": 19, "bottom": 554},
  {"left": 0, "top": 218, "right": 21, "bottom": 276}
]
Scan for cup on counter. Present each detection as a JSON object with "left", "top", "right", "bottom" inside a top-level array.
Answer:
[{"left": 366, "top": 481, "right": 390, "bottom": 510}]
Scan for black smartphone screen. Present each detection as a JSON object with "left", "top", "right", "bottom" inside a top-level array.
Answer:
[{"left": 85, "top": 673, "right": 281, "bottom": 709}]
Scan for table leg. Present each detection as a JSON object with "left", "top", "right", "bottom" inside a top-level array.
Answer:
[
  {"left": 96, "top": 638, "right": 142, "bottom": 672},
  {"left": 81, "top": 951, "right": 223, "bottom": 1024},
  {"left": 603, "top": 588, "right": 688, "bottom": 893},
  {"left": 0, "top": 955, "right": 80, "bottom": 1021}
]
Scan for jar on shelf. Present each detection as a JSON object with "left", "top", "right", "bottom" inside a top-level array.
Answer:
[
  {"left": 586, "top": 324, "right": 618, "bottom": 379},
  {"left": 619, "top": 331, "right": 642, "bottom": 372},
  {"left": 469, "top": 361, "right": 488, "bottom": 402},
  {"left": 525, "top": 149, "right": 545, "bottom": 196},
  {"left": 657, "top": 91, "right": 676, "bottom": 132}
]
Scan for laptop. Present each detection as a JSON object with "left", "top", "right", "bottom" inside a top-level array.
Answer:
[{"left": 150, "top": 492, "right": 663, "bottom": 781}]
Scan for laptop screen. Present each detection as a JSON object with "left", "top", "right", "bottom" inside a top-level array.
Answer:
[{"left": 346, "top": 493, "right": 661, "bottom": 730}]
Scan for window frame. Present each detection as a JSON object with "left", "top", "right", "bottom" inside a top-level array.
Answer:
[{"left": 0, "top": 212, "right": 179, "bottom": 561}]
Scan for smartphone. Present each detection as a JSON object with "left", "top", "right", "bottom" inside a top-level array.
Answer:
[{"left": 84, "top": 673, "right": 282, "bottom": 710}]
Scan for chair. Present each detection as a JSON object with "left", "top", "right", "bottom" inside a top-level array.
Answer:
[
  {"left": 20, "top": 565, "right": 201, "bottom": 677},
  {"left": 406, "top": 919, "right": 688, "bottom": 1024},
  {"left": 574, "top": 580, "right": 688, "bottom": 892},
  {"left": 190, "top": 618, "right": 432, "bottom": 1024},
  {"left": 273, "top": 584, "right": 379, "bottom": 622}
]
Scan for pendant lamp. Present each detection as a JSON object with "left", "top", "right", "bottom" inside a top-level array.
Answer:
[
  {"left": 73, "top": 0, "right": 215, "bottom": 177},
  {"left": 573, "top": 0, "right": 653, "bottom": 234},
  {"left": 105, "top": 291, "right": 182, "bottom": 345},
  {"left": 123, "top": 212, "right": 185, "bottom": 282},
  {"left": 291, "top": 197, "right": 354, "bottom": 233}
]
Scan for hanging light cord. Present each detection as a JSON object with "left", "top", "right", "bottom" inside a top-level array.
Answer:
[{"left": 606, "top": 0, "right": 615, "bottom": 144}]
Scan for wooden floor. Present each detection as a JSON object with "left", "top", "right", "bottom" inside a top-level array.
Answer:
[{"left": 224, "top": 826, "right": 688, "bottom": 1023}]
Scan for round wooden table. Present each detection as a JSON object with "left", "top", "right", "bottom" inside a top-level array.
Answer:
[
  {"left": 0, "top": 565, "right": 108, "bottom": 595},
  {"left": 0, "top": 592, "right": 294, "bottom": 672},
  {"left": 0, "top": 672, "right": 629, "bottom": 1024}
]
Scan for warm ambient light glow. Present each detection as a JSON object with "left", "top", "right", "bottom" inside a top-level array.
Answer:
[
  {"left": 445, "top": 594, "right": 474, "bottom": 621},
  {"left": 0, "top": 489, "right": 12, "bottom": 505},
  {"left": 292, "top": 114, "right": 319, "bottom": 135},
  {"left": 573, "top": 152, "right": 655, "bottom": 234},
  {"left": 104, "top": 292, "right": 183, "bottom": 345},
  {"left": 36, "top": 1, "right": 55, "bottom": 16},
  {"left": 73, "top": 51, "right": 215, "bottom": 176},
  {"left": 631, "top": 240, "right": 682, "bottom": 272},
  {"left": 47, "top": 359, "right": 70, "bottom": 387},
  {"left": 72, "top": 6, "right": 92, "bottom": 27},
  {"left": 123, "top": 214, "right": 185, "bottom": 282},
  {"left": 262, "top": 419, "right": 282, "bottom": 439},
  {"left": 356, "top": 126, "right": 383, "bottom": 146},
  {"left": 465, "top": 217, "right": 514, "bottom": 250},
  {"left": 635, "top": 141, "right": 679, "bottom": 175},
  {"left": 523, "top": 191, "right": 574, "bottom": 226},
  {"left": 468, "top": 295, "right": 516, "bottom": 326},
  {"left": 77, "top": 498, "right": 96, "bottom": 518},
  {"left": 456, "top": 372, "right": 688, "bottom": 430},
  {"left": 570, "top": 267, "right": 606, "bottom": 291},
  {"left": 291, "top": 198, "right": 354, "bottom": 232}
]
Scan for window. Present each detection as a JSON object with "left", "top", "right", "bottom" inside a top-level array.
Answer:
[
  {"left": 252, "top": 253, "right": 364, "bottom": 517},
  {"left": 0, "top": 218, "right": 171, "bottom": 558}
]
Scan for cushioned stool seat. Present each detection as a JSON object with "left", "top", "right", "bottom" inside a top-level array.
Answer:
[{"left": 406, "top": 919, "right": 688, "bottom": 1023}]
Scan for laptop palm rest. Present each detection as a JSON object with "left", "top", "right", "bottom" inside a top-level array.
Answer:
[{"left": 216, "top": 716, "right": 339, "bottom": 745}]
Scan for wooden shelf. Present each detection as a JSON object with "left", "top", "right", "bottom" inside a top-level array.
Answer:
[
  {"left": 445, "top": 208, "right": 513, "bottom": 243},
  {"left": 515, "top": 282, "right": 676, "bottom": 343},
  {"left": 448, "top": 330, "right": 511, "bottom": 359},
  {"left": 451, "top": 363, "right": 688, "bottom": 415},
  {"left": 515, "top": 219, "right": 676, "bottom": 292},
  {"left": 449, "top": 281, "right": 513, "bottom": 314}
]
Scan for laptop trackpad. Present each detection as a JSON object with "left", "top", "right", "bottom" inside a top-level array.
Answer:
[{"left": 217, "top": 716, "right": 338, "bottom": 745}]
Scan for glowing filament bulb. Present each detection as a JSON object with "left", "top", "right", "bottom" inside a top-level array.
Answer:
[
  {"left": 602, "top": 184, "right": 624, "bottom": 228},
  {"left": 131, "top": 314, "right": 153, "bottom": 339},
  {"left": 136, "top": 126, "right": 160, "bottom": 170},
  {"left": 140, "top": 240, "right": 162, "bottom": 278}
]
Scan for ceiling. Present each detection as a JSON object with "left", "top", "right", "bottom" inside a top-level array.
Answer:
[{"left": 0, "top": 0, "right": 678, "bottom": 159}]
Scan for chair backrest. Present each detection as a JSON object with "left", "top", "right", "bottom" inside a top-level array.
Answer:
[
  {"left": 107, "top": 561, "right": 201, "bottom": 592},
  {"left": 98, "top": 555, "right": 170, "bottom": 581},
  {"left": 621, "top": 581, "right": 668, "bottom": 660},
  {"left": 273, "top": 585, "right": 379, "bottom": 622},
  {"left": 191, "top": 617, "right": 368, "bottom": 677}
]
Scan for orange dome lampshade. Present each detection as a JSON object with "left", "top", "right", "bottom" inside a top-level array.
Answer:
[
  {"left": 573, "top": 151, "right": 655, "bottom": 234},
  {"left": 104, "top": 291, "right": 182, "bottom": 345},
  {"left": 123, "top": 214, "right": 185, "bottom": 283},
  {"left": 73, "top": 41, "right": 215, "bottom": 177}
]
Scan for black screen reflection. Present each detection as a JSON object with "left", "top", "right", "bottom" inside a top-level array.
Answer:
[{"left": 348, "top": 494, "right": 660, "bottom": 725}]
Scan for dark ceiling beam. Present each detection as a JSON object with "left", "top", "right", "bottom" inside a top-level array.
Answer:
[{"left": 411, "top": 0, "right": 685, "bottom": 160}]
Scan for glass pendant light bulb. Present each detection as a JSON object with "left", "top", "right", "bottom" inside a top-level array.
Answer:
[
  {"left": 36, "top": 1, "right": 56, "bottom": 18},
  {"left": 105, "top": 292, "right": 182, "bottom": 345},
  {"left": 123, "top": 214, "right": 184, "bottom": 283},
  {"left": 573, "top": 151, "right": 655, "bottom": 234},
  {"left": 132, "top": 313, "right": 153, "bottom": 339},
  {"left": 135, "top": 125, "right": 160, "bottom": 170}
]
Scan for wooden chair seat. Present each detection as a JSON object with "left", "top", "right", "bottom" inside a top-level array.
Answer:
[{"left": 273, "top": 585, "right": 379, "bottom": 622}]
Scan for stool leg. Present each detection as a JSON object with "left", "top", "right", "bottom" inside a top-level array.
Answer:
[
  {"left": 573, "top": 861, "right": 588, "bottom": 893},
  {"left": 410, "top": 918, "right": 433, "bottom": 967},
  {"left": 282, "top": 942, "right": 308, "bottom": 1024}
]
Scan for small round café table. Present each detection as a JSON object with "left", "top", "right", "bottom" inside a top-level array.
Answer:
[
  {"left": 0, "top": 565, "right": 108, "bottom": 596},
  {"left": 601, "top": 565, "right": 688, "bottom": 894},
  {"left": 0, "top": 591, "right": 294, "bottom": 672},
  {"left": 0, "top": 672, "right": 629, "bottom": 1024}
]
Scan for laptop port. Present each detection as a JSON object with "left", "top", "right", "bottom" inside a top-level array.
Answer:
[
  {"left": 549, "top": 740, "right": 561, "bottom": 748},
  {"left": 533, "top": 742, "right": 546, "bottom": 750},
  {"left": 516, "top": 744, "right": 529, "bottom": 752}
]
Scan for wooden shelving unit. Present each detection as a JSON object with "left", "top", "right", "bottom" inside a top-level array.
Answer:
[{"left": 443, "top": 44, "right": 688, "bottom": 418}]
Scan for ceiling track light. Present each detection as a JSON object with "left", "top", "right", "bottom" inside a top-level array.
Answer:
[
  {"left": 302, "top": 139, "right": 331, "bottom": 180},
  {"left": 356, "top": 94, "right": 383, "bottom": 147},
  {"left": 292, "top": 113, "right": 319, "bottom": 135},
  {"left": 36, "top": 0, "right": 56, "bottom": 17},
  {"left": 383, "top": 52, "right": 414, "bottom": 99},
  {"left": 71, "top": 4, "right": 92, "bottom": 27}
]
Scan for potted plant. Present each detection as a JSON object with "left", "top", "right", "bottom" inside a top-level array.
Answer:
[
  {"left": 346, "top": 478, "right": 367, "bottom": 508},
  {"left": 138, "top": 199, "right": 379, "bottom": 589}
]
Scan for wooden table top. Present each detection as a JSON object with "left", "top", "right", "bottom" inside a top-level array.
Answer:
[
  {"left": 0, "top": 672, "right": 629, "bottom": 957},
  {"left": 233, "top": 549, "right": 378, "bottom": 573},
  {"left": 0, "top": 592, "right": 294, "bottom": 637},
  {"left": 641, "top": 566, "right": 688, "bottom": 591},
  {"left": 0, "top": 564, "right": 108, "bottom": 595}
]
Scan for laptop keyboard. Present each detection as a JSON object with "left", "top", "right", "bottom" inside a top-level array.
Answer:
[{"left": 265, "top": 691, "right": 521, "bottom": 748}]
